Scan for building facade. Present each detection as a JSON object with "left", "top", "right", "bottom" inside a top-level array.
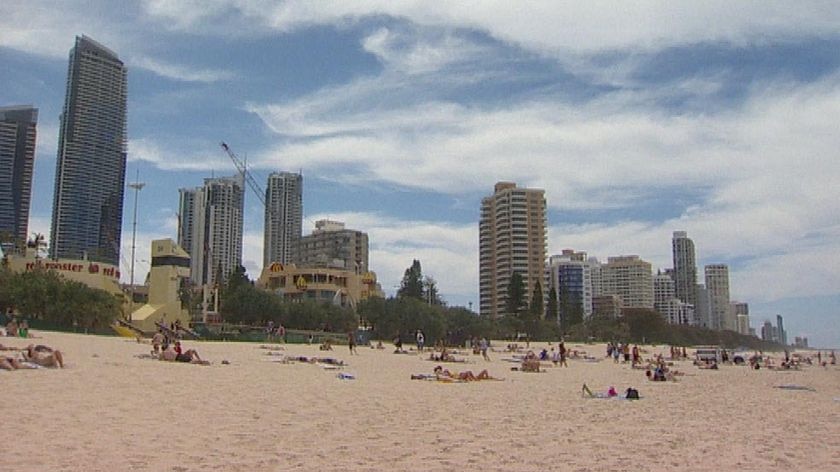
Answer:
[
  {"left": 600, "top": 255, "right": 654, "bottom": 309},
  {"left": 264, "top": 171, "right": 302, "bottom": 266},
  {"left": 732, "top": 302, "right": 750, "bottom": 335},
  {"left": 547, "top": 250, "right": 593, "bottom": 327},
  {"left": 705, "top": 264, "right": 731, "bottom": 330},
  {"left": 671, "top": 231, "right": 698, "bottom": 307},
  {"left": 178, "top": 176, "right": 244, "bottom": 287},
  {"left": 0, "top": 106, "right": 37, "bottom": 254},
  {"left": 776, "top": 314, "right": 787, "bottom": 346},
  {"left": 479, "top": 182, "right": 547, "bottom": 318},
  {"left": 256, "top": 262, "right": 383, "bottom": 309},
  {"left": 50, "top": 36, "right": 127, "bottom": 265},
  {"left": 296, "top": 220, "right": 368, "bottom": 273}
]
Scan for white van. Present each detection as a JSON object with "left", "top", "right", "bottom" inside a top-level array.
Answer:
[{"left": 694, "top": 345, "right": 722, "bottom": 364}]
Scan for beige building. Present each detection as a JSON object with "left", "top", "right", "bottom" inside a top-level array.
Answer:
[
  {"left": 256, "top": 262, "right": 383, "bottom": 309},
  {"left": 705, "top": 264, "right": 731, "bottom": 331},
  {"left": 295, "top": 220, "right": 368, "bottom": 273},
  {"left": 128, "top": 239, "right": 191, "bottom": 333},
  {"left": 600, "top": 255, "right": 654, "bottom": 309},
  {"left": 4, "top": 247, "right": 126, "bottom": 305},
  {"left": 479, "top": 182, "right": 547, "bottom": 318}
]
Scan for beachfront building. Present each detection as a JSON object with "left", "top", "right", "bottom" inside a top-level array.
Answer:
[
  {"left": 0, "top": 106, "right": 37, "bottom": 255},
  {"left": 128, "top": 239, "right": 191, "bottom": 333},
  {"left": 295, "top": 220, "right": 368, "bottom": 274},
  {"left": 599, "top": 255, "right": 654, "bottom": 309},
  {"left": 794, "top": 336, "right": 809, "bottom": 348},
  {"left": 654, "top": 272, "right": 696, "bottom": 325},
  {"left": 732, "top": 302, "right": 750, "bottom": 335},
  {"left": 479, "top": 182, "right": 547, "bottom": 319},
  {"left": 264, "top": 171, "right": 302, "bottom": 266},
  {"left": 671, "top": 231, "right": 698, "bottom": 307},
  {"left": 50, "top": 36, "right": 127, "bottom": 266},
  {"left": 592, "top": 294, "right": 622, "bottom": 319},
  {"left": 178, "top": 175, "right": 244, "bottom": 287},
  {"left": 546, "top": 250, "right": 593, "bottom": 327},
  {"left": 3, "top": 246, "right": 125, "bottom": 306},
  {"left": 705, "top": 264, "right": 731, "bottom": 330},
  {"left": 695, "top": 283, "right": 712, "bottom": 328},
  {"left": 761, "top": 320, "right": 779, "bottom": 343},
  {"left": 776, "top": 314, "right": 787, "bottom": 346},
  {"left": 256, "top": 262, "right": 383, "bottom": 309}
]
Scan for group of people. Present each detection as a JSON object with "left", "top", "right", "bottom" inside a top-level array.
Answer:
[
  {"left": 0, "top": 343, "right": 64, "bottom": 370},
  {"left": 606, "top": 342, "right": 645, "bottom": 366},
  {"left": 150, "top": 330, "right": 208, "bottom": 364},
  {"left": 3, "top": 318, "right": 29, "bottom": 338}
]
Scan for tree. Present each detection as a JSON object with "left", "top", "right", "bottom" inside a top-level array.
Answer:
[
  {"left": 545, "top": 286, "right": 558, "bottom": 322},
  {"left": 397, "top": 259, "right": 424, "bottom": 300},
  {"left": 529, "top": 281, "right": 543, "bottom": 320},
  {"left": 505, "top": 272, "right": 526, "bottom": 318}
]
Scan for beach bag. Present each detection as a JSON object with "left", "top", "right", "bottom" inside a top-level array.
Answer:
[{"left": 625, "top": 388, "right": 640, "bottom": 399}]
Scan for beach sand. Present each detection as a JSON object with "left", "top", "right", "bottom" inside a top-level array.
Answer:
[{"left": 2, "top": 331, "right": 839, "bottom": 471}]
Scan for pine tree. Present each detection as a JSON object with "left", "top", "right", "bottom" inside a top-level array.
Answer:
[{"left": 397, "top": 259, "right": 424, "bottom": 300}]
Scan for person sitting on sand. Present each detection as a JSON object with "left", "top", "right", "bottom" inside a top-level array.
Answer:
[
  {"left": 319, "top": 339, "right": 333, "bottom": 351},
  {"left": 160, "top": 345, "right": 208, "bottom": 365},
  {"left": 23, "top": 344, "right": 64, "bottom": 368},
  {"left": 151, "top": 330, "right": 165, "bottom": 355},
  {"left": 374, "top": 340, "right": 385, "bottom": 350}
]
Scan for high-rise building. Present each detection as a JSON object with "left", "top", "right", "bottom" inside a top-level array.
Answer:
[
  {"left": 776, "top": 314, "right": 787, "bottom": 346},
  {"left": 264, "top": 171, "right": 302, "bottom": 266},
  {"left": 732, "top": 302, "right": 750, "bottom": 335},
  {"left": 695, "top": 283, "right": 711, "bottom": 328},
  {"left": 178, "top": 176, "right": 244, "bottom": 286},
  {"left": 296, "top": 220, "right": 368, "bottom": 273},
  {"left": 547, "top": 250, "right": 592, "bottom": 328},
  {"left": 671, "top": 231, "right": 698, "bottom": 307},
  {"left": 50, "top": 36, "right": 127, "bottom": 265},
  {"left": 705, "top": 264, "right": 731, "bottom": 330},
  {"left": 479, "top": 182, "right": 547, "bottom": 318},
  {"left": 0, "top": 106, "right": 37, "bottom": 254},
  {"left": 600, "top": 255, "right": 654, "bottom": 309}
]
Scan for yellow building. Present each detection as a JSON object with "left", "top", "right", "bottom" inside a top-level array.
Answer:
[
  {"left": 4, "top": 247, "right": 126, "bottom": 304},
  {"left": 256, "top": 262, "right": 383, "bottom": 308},
  {"left": 128, "top": 239, "right": 191, "bottom": 333}
]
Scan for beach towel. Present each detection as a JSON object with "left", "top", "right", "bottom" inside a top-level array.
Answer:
[
  {"left": 775, "top": 384, "right": 815, "bottom": 391},
  {"left": 337, "top": 372, "right": 355, "bottom": 380}
]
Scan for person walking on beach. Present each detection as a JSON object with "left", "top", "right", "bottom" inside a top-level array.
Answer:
[
  {"left": 480, "top": 337, "right": 490, "bottom": 361},
  {"left": 348, "top": 331, "right": 357, "bottom": 355},
  {"left": 558, "top": 341, "right": 568, "bottom": 367},
  {"left": 416, "top": 330, "right": 425, "bottom": 352}
]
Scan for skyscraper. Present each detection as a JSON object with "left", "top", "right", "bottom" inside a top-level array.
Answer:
[
  {"left": 0, "top": 106, "right": 37, "bottom": 254},
  {"left": 776, "top": 314, "right": 787, "bottom": 346},
  {"left": 547, "top": 250, "right": 593, "bottom": 327},
  {"left": 264, "top": 171, "right": 302, "bottom": 266},
  {"left": 705, "top": 264, "right": 731, "bottom": 330},
  {"left": 672, "top": 231, "right": 697, "bottom": 307},
  {"left": 479, "top": 182, "right": 547, "bottom": 319},
  {"left": 178, "top": 176, "right": 244, "bottom": 286},
  {"left": 50, "top": 36, "right": 127, "bottom": 265}
]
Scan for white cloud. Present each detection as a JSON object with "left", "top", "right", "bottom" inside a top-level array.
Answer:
[
  {"left": 139, "top": 1, "right": 840, "bottom": 55},
  {"left": 130, "top": 56, "right": 236, "bottom": 83}
]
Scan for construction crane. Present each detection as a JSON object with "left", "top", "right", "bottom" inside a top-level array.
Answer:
[{"left": 220, "top": 141, "right": 266, "bottom": 207}]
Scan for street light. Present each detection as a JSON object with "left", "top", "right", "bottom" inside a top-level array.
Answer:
[{"left": 128, "top": 172, "right": 145, "bottom": 320}]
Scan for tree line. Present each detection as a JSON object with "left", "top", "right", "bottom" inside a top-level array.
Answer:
[{"left": 0, "top": 264, "right": 123, "bottom": 331}]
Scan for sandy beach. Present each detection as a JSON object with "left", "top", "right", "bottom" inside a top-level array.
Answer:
[{"left": 2, "top": 331, "right": 839, "bottom": 471}]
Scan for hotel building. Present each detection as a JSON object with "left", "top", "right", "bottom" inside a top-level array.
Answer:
[
  {"left": 264, "top": 171, "right": 302, "bottom": 266},
  {"left": 50, "top": 36, "right": 127, "bottom": 265},
  {"left": 0, "top": 106, "right": 37, "bottom": 254},
  {"left": 479, "top": 182, "right": 547, "bottom": 318}
]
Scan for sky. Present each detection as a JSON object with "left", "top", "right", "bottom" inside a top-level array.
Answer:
[{"left": 2, "top": 1, "right": 839, "bottom": 347}]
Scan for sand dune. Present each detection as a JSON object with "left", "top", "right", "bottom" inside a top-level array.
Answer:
[{"left": 2, "top": 331, "right": 838, "bottom": 471}]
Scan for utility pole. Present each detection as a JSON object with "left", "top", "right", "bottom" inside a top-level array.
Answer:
[{"left": 128, "top": 171, "right": 146, "bottom": 320}]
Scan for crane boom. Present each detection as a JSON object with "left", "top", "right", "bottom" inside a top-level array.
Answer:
[{"left": 220, "top": 141, "right": 266, "bottom": 207}]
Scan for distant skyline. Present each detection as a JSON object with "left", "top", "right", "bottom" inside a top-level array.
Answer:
[{"left": 1, "top": 1, "right": 838, "bottom": 347}]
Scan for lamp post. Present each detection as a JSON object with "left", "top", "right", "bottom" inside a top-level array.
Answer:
[{"left": 128, "top": 174, "right": 146, "bottom": 320}]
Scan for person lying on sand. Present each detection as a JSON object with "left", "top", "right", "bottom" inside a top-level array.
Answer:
[
  {"left": 432, "top": 365, "right": 497, "bottom": 381},
  {"left": 23, "top": 344, "right": 64, "bottom": 368},
  {"left": 286, "top": 355, "right": 345, "bottom": 366},
  {"left": 1, "top": 356, "right": 38, "bottom": 370}
]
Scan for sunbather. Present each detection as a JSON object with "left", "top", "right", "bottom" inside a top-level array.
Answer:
[{"left": 24, "top": 344, "right": 64, "bottom": 368}]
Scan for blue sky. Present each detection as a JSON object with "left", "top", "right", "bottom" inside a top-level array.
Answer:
[{"left": 2, "top": 1, "right": 839, "bottom": 347}]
